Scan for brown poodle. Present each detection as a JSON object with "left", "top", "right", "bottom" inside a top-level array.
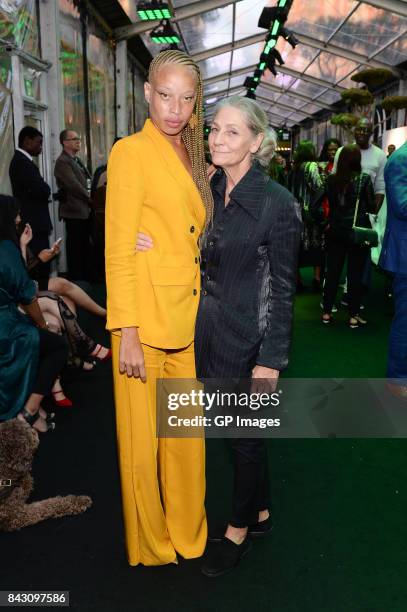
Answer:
[{"left": 0, "top": 419, "right": 92, "bottom": 531}]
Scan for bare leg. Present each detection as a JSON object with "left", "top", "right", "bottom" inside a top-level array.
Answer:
[
  {"left": 38, "top": 297, "right": 63, "bottom": 333},
  {"left": 48, "top": 277, "right": 106, "bottom": 317}
]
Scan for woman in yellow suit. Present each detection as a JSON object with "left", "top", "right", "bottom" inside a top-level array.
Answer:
[{"left": 105, "top": 50, "right": 213, "bottom": 566}]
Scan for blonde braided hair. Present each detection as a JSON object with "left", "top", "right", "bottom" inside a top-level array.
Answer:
[{"left": 148, "top": 50, "right": 213, "bottom": 226}]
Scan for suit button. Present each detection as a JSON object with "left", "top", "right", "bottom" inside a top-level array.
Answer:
[
  {"left": 202, "top": 290, "right": 207, "bottom": 296},
  {"left": 209, "top": 241, "right": 214, "bottom": 246},
  {"left": 190, "top": 226, "right": 195, "bottom": 233},
  {"left": 195, "top": 257, "right": 198, "bottom": 263},
  {"left": 193, "top": 289, "right": 197, "bottom": 295},
  {"left": 206, "top": 275, "right": 210, "bottom": 281}
]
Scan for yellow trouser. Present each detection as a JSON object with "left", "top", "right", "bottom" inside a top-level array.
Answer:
[{"left": 111, "top": 335, "right": 207, "bottom": 566}]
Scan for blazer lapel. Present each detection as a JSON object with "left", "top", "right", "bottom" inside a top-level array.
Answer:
[{"left": 143, "top": 120, "right": 205, "bottom": 227}]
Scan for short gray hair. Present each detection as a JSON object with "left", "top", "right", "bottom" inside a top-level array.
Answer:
[{"left": 213, "top": 96, "right": 277, "bottom": 166}]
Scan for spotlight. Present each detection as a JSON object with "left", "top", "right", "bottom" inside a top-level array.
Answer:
[
  {"left": 280, "top": 27, "right": 299, "bottom": 49},
  {"left": 259, "top": 52, "right": 279, "bottom": 77},
  {"left": 258, "top": 6, "right": 288, "bottom": 30},
  {"left": 244, "top": 77, "right": 257, "bottom": 91},
  {"left": 137, "top": 2, "right": 173, "bottom": 21},
  {"left": 269, "top": 48, "right": 284, "bottom": 66},
  {"left": 150, "top": 21, "right": 180, "bottom": 44}
]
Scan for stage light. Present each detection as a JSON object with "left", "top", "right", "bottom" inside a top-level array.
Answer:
[
  {"left": 137, "top": 2, "right": 173, "bottom": 21},
  {"left": 269, "top": 48, "right": 284, "bottom": 66},
  {"left": 150, "top": 21, "right": 180, "bottom": 44},
  {"left": 280, "top": 27, "right": 299, "bottom": 49},
  {"left": 258, "top": 6, "right": 288, "bottom": 30},
  {"left": 244, "top": 77, "right": 257, "bottom": 91},
  {"left": 259, "top": 52, "right": 279, "bottom": 76}
]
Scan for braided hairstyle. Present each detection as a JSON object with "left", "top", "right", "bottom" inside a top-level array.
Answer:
[{"left": 148, "top": 50, "right": 213, "bottom": 226}]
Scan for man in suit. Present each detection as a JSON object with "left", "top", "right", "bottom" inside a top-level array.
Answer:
[
  {"left": 54, "top": 129, "right": 91, "bottom": 280},
  {"left": 9, "top": 126, "right": 52, "bottom": 283},
  {"left": 380, "top": 140, "right": 407, "bottom": 400}
]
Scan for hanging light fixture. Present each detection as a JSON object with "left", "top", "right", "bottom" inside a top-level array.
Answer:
[
  {"left": 137, "top": 2, "right": 173, "bottom": 21},
  {"left": 150, "top": 21, "right": 180, "bottom": 44}
]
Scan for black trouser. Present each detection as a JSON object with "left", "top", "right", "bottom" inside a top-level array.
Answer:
[
  {"left": 230, "top": 437, "right": 271, "bottom": 527},
  {"left": 32, "top": 328, "right": 68, "bottom": 396},
  {"left": 323, "top": 233, "right": 369, "bottom": 316},
  {"left": 30, "top": 230, "right": 51, "bottom": 285},
  {"left": 64, "top": 218, "right": 90, "bottom": 281}
]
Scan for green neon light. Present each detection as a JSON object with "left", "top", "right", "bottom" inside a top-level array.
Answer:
[
  {"left": 137, "top": 10, "right": 148, "bottom": 19},
  {"left": 259, "top": 62, "right": 266, "bottom": 70},
  {"left": 271, "top": 21, "right": 280, "bottom": 36},
  {"left": 162, "top": 8, "right": 171, "bottom": 18},
  {"left": 279, "top": 0, "right": 287, "bottom": 6},
  {"left": 253, "top": 76, "right": 259, "bottom": 82},
  {"left": 146, "top": 9, "right": 155, "bottom": 19}
]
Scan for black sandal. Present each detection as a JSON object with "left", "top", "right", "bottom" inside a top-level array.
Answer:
[{"left": 19, "top": 408, "right": 55, "bottom": 432}]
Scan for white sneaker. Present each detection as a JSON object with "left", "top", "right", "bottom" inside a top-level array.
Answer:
[{"left": 320, "top": 303, "right": 338, "bottom": 313}]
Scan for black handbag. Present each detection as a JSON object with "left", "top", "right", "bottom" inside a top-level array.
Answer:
[{"left": 351, "top": 176, "right": 378, "bottom": 248}]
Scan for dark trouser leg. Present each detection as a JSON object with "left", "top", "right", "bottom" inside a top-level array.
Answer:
[
  {"left": 32, "top": 329, "right": 68, "bottom": 396},
  {"left": 323, "top": 235, "right": 347, "bottom": 313},
  {"left": 65, "top": 219, "right": 90, "bottom": 281},
  {"left": 387, "top": 274, "right": 407, "bottom": 380},
  {"left": 347, "top": 246, "right": 369, "bottom": 317},
  {"left": 229, "top": 437, "right": 270, "bottom": 528},
  {"left": 30, "top": 230, "right": 51, "bottom": 284}
]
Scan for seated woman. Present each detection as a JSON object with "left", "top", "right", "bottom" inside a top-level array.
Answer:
[
  {"left": 19, "top": 222, "right": 111, "bottom": 368},
  {"left": 0, "top": 196, "right": 68, "bottom": 432}
]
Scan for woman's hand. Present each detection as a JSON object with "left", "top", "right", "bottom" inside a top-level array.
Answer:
[
  {"left": 119, "top": 327, "right": 146, "bottom": 381},
  {"left": 20, "top": 223, "right": 33, "bottom": 247},
  {"left": 251, "top": 365, "right": 279, "bottom": 394},
  {"left": 135, "top": 232, "right": 153, "bottom": 253}
]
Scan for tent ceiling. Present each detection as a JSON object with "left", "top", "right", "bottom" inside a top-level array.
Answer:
[{"left": 114, "top": 0, "right": 407, "bottom": 128}]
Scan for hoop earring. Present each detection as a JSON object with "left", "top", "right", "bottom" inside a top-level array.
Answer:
[{"left": 189, "top": 113, "right": 198, "bottom": 129}]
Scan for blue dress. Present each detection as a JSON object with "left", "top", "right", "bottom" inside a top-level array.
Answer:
[{"left": 0, "top": 240, "right": 39, "bottom": 420}]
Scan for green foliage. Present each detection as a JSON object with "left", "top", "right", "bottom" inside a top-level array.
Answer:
[
  {"left": 351, "top": 68, "right": 394, "bottom": 90},
  {"left": 341, "top": 88, "right": 374, "bottom": 107},
  {"left": 330, "top": 113, "right": 359, "bottom": 129},
  {"left": 382, "top": 96, "right": 407, "bottom": 112}
]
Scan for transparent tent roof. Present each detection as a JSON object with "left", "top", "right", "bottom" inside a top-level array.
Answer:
[{"left": 129, "top": 0, "right": 407, "bottom": 128}]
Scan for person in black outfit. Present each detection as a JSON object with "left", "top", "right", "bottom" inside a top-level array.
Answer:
[
  {"left": 316, "top": 145, "right": 376, "bottom": 328},
  {"left": 9, "top": 126, "right": 52, "bottom": 286},
  {"left": 196, "top": 97, "right": 301, "bottom": 576}
]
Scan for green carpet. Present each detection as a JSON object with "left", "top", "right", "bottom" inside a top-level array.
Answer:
[{"left": 1, "top": 270, "right": 406, "bottom": 612}]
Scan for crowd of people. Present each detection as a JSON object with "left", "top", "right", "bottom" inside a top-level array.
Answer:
[
  {"left": 0, "top": 47, "right": 406, "bottom": 580},
  {"left": 0, "top": 126, "right": 111, "bottom": 433}
]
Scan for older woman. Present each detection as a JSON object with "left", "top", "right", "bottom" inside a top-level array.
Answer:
[
  {"left": 196, "top": 97, "right": 301, "bottom": 576},
  {"left": 137, "top": 96, "right": 301, "bottom": 576}
]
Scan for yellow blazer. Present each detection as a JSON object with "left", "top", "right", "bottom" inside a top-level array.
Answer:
[{"left": 105, "top": 119, "right": 206, "bottom": 349}]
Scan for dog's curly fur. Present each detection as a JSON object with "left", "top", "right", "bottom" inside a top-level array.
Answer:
[{"left": 0, "top": 419, "right": 92, "bottom": 531}]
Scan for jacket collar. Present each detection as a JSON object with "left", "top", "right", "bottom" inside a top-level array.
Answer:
[{"left": 211, "top": 162, "right": 268, "bottom": 220}]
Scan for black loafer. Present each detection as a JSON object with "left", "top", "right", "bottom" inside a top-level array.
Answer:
[
  {"left": 201, "top": 536, "right": 252, "bottom": 578},
  {"left": 248, "top": 516, "right": 273, "bottom": 538},
  {"left": 208, "top": 516, "right": 273, "bottom": 543}
]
